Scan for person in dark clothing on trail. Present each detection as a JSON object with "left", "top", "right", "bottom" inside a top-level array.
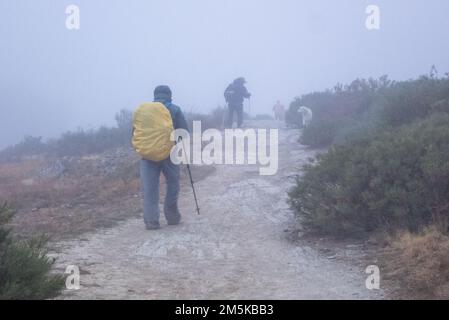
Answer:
[
  {"left": 224, "top": 77, "right": 251, "bottom": 128},
  {"left": 139, "top": 85, "right": 189, "bottom": 230}
]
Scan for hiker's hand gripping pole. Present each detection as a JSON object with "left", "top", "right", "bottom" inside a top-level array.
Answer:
[{"left": 178, "top": 137, "right": 200, "bottom": 215}]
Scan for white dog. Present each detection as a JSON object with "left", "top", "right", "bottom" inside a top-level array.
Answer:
[{"left": 298, "top": 106, "right": 313, "bottom": 127}]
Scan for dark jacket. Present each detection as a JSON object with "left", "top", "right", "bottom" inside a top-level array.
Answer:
[
  {"left": 154, "top": 97, "right": 189, "bottom": 132},
  {"left": 224, "top": 82, "right": 251, "bottom": 106}
]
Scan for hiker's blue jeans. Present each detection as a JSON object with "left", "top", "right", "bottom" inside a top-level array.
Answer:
[{"left": 140, "top": 158, "right": 181, "bottom": 226}]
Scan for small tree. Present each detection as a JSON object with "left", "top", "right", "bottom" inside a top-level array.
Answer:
[{"left": 0, "top": 204, "right": 65, "bottom": 299}]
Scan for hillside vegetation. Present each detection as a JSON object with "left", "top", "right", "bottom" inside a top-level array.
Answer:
[
  {"left": 0, "top": 107, "right": 226, "bottom": 162},
  {"left": 288, "top": 71, "right": 449, "bottom": 298}
]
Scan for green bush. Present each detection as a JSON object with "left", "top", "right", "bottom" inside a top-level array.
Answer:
[
  {"left": 50, "top": 126, "right": 126, "bottom": 157},
  {"left": 380, "top": 76, "right": 449, "bottom": 128},
  {"left": 0, "top": 204, "right": 65, "bottom": 299},
  {"left": 299, "top": 117, "right": 339, "bottom": 147},
  {"left": 291, "top": 77, "right": 388, "bottom": 147},
  {"left": 294, "top": 75, "right": 449, "bottom": 148},
  {"left": 289, "top": 114, "right": 449, "bottom": 236},
  {"left": 285, "top": 104, "right": 303, "bottom": 128}
]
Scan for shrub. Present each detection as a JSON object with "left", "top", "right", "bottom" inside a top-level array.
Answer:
[
  {"left": 288, "top": 114, "right": 449, "bottom": 236},
  {"left": 292, "top": 77, "right": 389, "bottom": 147},
  {"left": 0, "top": 136, "right": 47, "bottom": 162},
  {"left": 380, "top": 76, "right": 449, "bottom": 128},
  {"left": 299, "top": 117, "right": 339, "bottom": 147},
  {"left": 285, "top": 103, "right": 303, "bottom": 128},
  {"left": 295, "top": 75, "right": 449, "bottom": 148},
  {"left": 0, "top": 204, "right": 65, "bottom": 299},
  {"left": 54, "top": 127, "right": 121, "bottom": 156}
]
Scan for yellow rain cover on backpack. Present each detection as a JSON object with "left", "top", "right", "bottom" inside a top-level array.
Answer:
[{"left": 132, "top": 102, "right": 175, "bottom": 161}]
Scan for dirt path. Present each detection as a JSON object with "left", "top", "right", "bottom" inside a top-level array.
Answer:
[{"left": 54, "top": 121, "right": 383, "bottom": 299}]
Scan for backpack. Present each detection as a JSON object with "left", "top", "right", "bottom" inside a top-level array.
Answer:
[
  {"left": 132, "top": 102, "right": 175, "bottom": 161},
  {"left": 224, "top": 84, "right": 237, "bottom": 103}
]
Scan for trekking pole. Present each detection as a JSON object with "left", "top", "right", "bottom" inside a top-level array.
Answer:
[{"left": 179, "top": 137, "right": 200, "bottom": 215}]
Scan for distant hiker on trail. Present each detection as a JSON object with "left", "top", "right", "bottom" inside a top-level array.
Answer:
[
  {"left": 132, "top": 85, "right": 189, "bottom": 230},
  {"left": 273, "top": 100, "right": 285, "bottom": 121},
  {"left": 224, "top": 77, "right": 251, "bottom": 128}
]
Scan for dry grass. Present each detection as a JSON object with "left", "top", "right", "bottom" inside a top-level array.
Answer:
[
  {"left": 0, "top": 157, "right": 141, "bottom": 238},
  {"left": 382, "top": 226, "right": 449, "bottom": 299},
  {"left": 0, "top": 159, "right": 43, "bottom": 179},
  {"left": 0, "top": 156, "right": 214, "bottom": 239},
  {"left": 1, "top": 170, "right": 139, "bottom": 210}
]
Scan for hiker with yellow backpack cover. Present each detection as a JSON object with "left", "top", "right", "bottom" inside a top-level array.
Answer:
[{"left": 132, "top": 85, "right": 189, "bottom": 230}]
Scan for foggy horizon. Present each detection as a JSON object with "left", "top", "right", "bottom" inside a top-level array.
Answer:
[{"left": 1, "top": 0, "right": 449, "bottom": 149}]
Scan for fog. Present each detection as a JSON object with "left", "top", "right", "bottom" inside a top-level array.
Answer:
[{"left": 1, "top": 0, "right": 449, "bottom": 149}]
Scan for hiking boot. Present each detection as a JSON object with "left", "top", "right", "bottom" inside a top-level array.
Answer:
[
  {"left": 167, "top": 216, "right": 181, "bottom": 226},
  {"left": 145, "top": 222, "right": 160, "bottom": 230},
  {"left": 165, "top": 206, "right": 181, "bottom": 226}
]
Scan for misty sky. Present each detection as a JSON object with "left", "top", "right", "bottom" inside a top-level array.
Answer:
[{"left": 1, "top": 0, "right": 449, "bottom": 149}]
